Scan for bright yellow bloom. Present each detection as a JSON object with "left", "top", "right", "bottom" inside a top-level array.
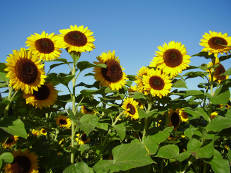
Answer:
[
  {"left": 31, "top": 129, "right": 40, "bottom": 136},
  {"left": 122, "top": 97, "right": 139, "bottom": 120},
  {"left": 39, "top": 128, "right": 47, "bottom": 136},
  {"left": 94, "top": 50, "right": 127, "bottom": 90},
  {"left": 150, "top": 41, "right": 191, "bottom": 78},
  {"left": 210, "top": 112, "right": 218, "bottom": 119},
  {"left": 200, "top": 31, "right": 231, "bottom": 56},
  {"left": 178, "top": 108, "right": 188, "bottom": 122},
  {"left": 4, "top": 150, "right": 39, "bottom": 173},
  {"left": 5, "top": 48, "right": 46, "bottom": 94},
  {"left": 59, "top": 25, "right": 95, "bottom": 53},
  {"left": 26, "top": 31, "right": 62, "bottom": 61},
  {"left": 75, "top": 133, "right": 90, "bottom": 145},
  {"left": 56, "top": 115, "right": 71, "bottom": 128},
  {"left": 143, "top": 69, "right": 172, "bottom": 98},
  {"left": 24, "top": 83, "right": 58, "bottom": 109}
]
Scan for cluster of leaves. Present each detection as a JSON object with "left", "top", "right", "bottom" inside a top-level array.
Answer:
[{"left": 0, "top": 49, "right": 231, "bottom": 173}]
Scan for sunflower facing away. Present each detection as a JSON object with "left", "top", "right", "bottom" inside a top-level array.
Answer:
[
  {"left": 150, "top": 41, "right": 191, "bottom": 78},
  {"left": 2, "top": 136, "right": 18, "bottom": 149},
  {"left": 59, "top": 25, "right": 95, "bottom": 53},
  {"left": 168, "top": 109, "right": 181, "bottom": 130},
  {"left": 207, "top": 57, "right": 228, "bottom": 83},
  {"left": 200, "top": 31, "right": 231, "bottom": 56},
  {"left": 5, "top": 48, "right": 46, "bottom": 94},
  {"left": 94, "top": 50, "right": 127, "bottom": 90},
  {"left": 24, "top": 83, "right": 58, "bottom": 109},
  {"left": 26, "top": 31, "right": 62, "bottom": 61},
  {"left": 122, "top": 97, "right": 139, "bottom": 120},
  {"left": 143, "top": 69, "right": 172, "bottom": 98},
  {"left": 56, "top": 115, "right": 71, "bottom": 128},
  {"left": 4, "top": 149, "right": 39, "bottom": 173}
]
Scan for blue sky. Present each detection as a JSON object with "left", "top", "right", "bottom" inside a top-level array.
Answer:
[{"left": 0, "top": 0, "right": 231, "bottom": 93}]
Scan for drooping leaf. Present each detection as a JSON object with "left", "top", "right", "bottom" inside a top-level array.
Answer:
[
  {"left": 77, "top": 61, "right": 95, "bottom": 72},
  {"left": 0, "top": 118, "right": 27, "bottom": 139},
  {"left": 113, "top": 123, "right": 126, "bottom": 140},
  {"left": 138, "top": 109, "right": 158, "bottom": 119},
  {"left": 0, "top": 152, "right": 14, "bottom": 163},
  {"left": 210, "top": 86, "right": 230, "bottom": 105}
]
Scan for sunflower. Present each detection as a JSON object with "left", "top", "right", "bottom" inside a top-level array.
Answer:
[
  {"left": 2, "top": 136, "right": 18, "bottom": 149},
  {"left": 150, "top": 41, "right": 191, "bottom": 78},
  {"left": 207, "top": 58, "right": 228, "bottom": 83},
  {"left": 81, "top": 105, "right": 95, "bottom": 114},
  {"left": 168, "top": 109, "right": 181, "bottom": 130},
  {"left": 200, "top": 31, "right": 231, "bottom": 56},
  {"left": 143, "top": 69, "right": 172, "bottom": 98},
  {"left": 75, "top": 133, "right": 90, "bottom": 145},
  {"left": 122, "top": 97, "right": 139, "bottom": 120},
  {"left": 56, "top": 115, "right": 71, "bottom": 128},
  {"left": 94, "top": 50, "right": 127, "bottom": 90},
  {"left": 31, "top": 129, "right": 40, "bottom": 136},
  {"left": 39, "top": 128, "right": 47, "bottom": 136},
  {"left": 210, "top": 111, "right": 218, "bottom": 119},
  {"left": 26, "top": 31, "right": 62, "bottom": 61},
  {"left": 24, "top": 83, "right": 58, "bottom": 109},
  {"left": 5, "top": 48, "right": 46, "bottom": 94},
  {"left": 4, "top": 149, "right": 39, "bottom": 173},
  {"left": 59, "top": 25, "right": 95, "bottom": 53},
  {"left": 133, "top": 66, "right": 149, "bottom": 94},
  {"left": 178, "top": 108, "right": 188, "bottom": 122}
]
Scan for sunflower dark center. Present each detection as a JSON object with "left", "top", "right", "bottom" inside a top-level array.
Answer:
[
  {"left": 164, "top": 49, "right": 183, "bottom": 67},
  {"left": 214, "top": 64, "right": 226, "bottom": 80},
  {"left": 208, "top": 37, "right": 228, "bottom": 49},
  {"left": 149, "top": 76, "right": 165, "bottom": 90},
  {"left": 81, "top": 134, "right": 87, "bottom": 141},
  {"left": 35, "top": 38, "right": 55, "bottom": 54},
  {"left": 13, "top": 156, "right": 31, "bottom": 173},
  {"left": 15, "top": 58, "right": 38, "bottom": 84},
  {"left": 101, "top": 60, "right": 123, "bottom": 82},
  {"left": 42, "top": 129, "right": 46, "bottom": 133},
  {"left": 171, "top": 112, "right": 180, "bottom": 127},
  {"left": 33, "top": 85, "right": 50, "bottom": 100},
  {"left": 60, "top": 119, "right": 67, "bottom": 125},
  {"left": 5, "top": 137, "right": 14, "bottom": 144},
  {"left": 64, "top": 31, "right": 87, "bottom": 47},
  {"left": 127, "top": 103, "right": 136, "bottom": 115}
]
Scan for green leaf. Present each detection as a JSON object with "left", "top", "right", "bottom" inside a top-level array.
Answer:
[
  {"left": 79, "top": 114, "right": 99, "bottom": 135},
  {"left": 185, "top": 90, "right": 204, "bottom": 96},
  {"left": 223, "top": 67, "right": 231, "bottom": 75},
  {"left": 184, "top": 71, "right": 207, "bottom": 79},
  {"left": 132, "top": 92, "right": 146, "bottom": 100},
  {"left": 184, "top": 107, "right": 209, "bottom": 121},
  {"left": 142, "top": 136, "right": 159, "bottom": 155},
  {"left": 95, "top": 123, "right": 108, "bottom": 131},
  {"left": 77, "top": 61, "right": 95, "bottom": 72},
  {"left": 210, "top": 86, "right": 230, "bottom": 104},
  {"left": 0, "top": 72, "right": 7, "bottom": 82},
  {"left": 176, "top": 151, "right": 191, "bottom": 162},
  {"left": 192, "top": 52, "right": 216, "bottom": 59},
  {"left": 95, "top": 63, "right": 107, "bottom": 68},
  {"left": 138, "top": 109, "right": 158, "bottom": 119},
  {"left": 0, "top": 118, "right": 27, "bottom": 139},
  {"left": 0, "top": 152, "right": 14, "bottom": 163},
  {"left": 63, "top": 162, "right": 94, "bottom": 173},
  {"left": 187, "top": 138, "right": 201, "bottom": 152},
  {"left": 0, "top": 63, "right": 6, "bottom": 72},
  {"left": 113, "top": 123, "right": 126, "bottom": 140},
  {"left": 48, "top": 62, "right": 65, "bottom": 72},
  {"left": 58, "top": 73, "right": 75, "bottom": 86},
  {"left": 0, "top": 159, "right": 2, "bottom": 169},
  {"left": 94, "top": 140, "right": 153, "bottom": 172},
  {"left": 206, "top": 116, "right": 231, "bottom": 132},
  {"left": 151, "top": 127, "right": 173, "bottom": 145},
  {"left": 184, "top": 127, "right": 202, "bottom": 138},
  {"left": 197, "top": 142, "right": 214, "bottom": 159},
  {"left": 209, "top": 149, "right": 230, "bottom": 173},
  {"left": 173, "top": 79, "right": 187, "bottom": 88},
  {"left": 156, "top": 144, "right": 179, "bottom": 159}
]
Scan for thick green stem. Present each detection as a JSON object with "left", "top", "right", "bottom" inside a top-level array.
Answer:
[{"left": 71, "top": 61, "right": 77, "bottom": 164}]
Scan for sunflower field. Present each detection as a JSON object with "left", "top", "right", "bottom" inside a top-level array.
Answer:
[{"left": 0, "top": 26, "right": 231, "bottom": 173}]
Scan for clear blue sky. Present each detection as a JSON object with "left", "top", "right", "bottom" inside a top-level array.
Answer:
[{"left": 1, "top": 0, "right": 231, "bottom": 92}]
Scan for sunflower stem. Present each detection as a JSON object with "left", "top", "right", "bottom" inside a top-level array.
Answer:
[{"left": 70, "top": 53, "right": 79, "bottom": 164}]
